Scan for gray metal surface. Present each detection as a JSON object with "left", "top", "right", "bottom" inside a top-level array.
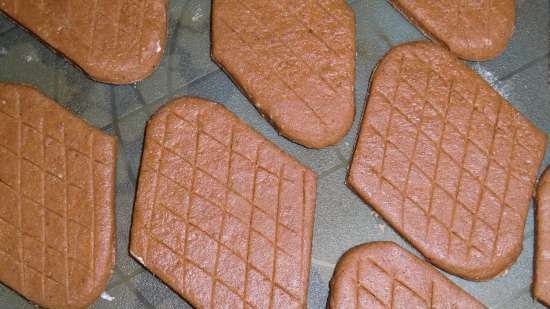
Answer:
[{"left": 0, "top": 0, "right": 548, "bottom": 308}]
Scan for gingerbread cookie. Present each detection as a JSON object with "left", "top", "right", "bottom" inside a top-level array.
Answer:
[
  {"left": 329, "top": 242, "right": 487, "bottom": 309},
  {"left": 130, "top": 97, "right": 317, "bottom": 308},
  {"left": 0, "top": 0, "right": 168, "bottom": 84},
  {"left": 211, "top": 0, "right": 355, "bottom": 148},
  {"left": 388, "top": 0, "right": 515, "bottom": 60},
  {"left": 535, "top": 167, "right": 550, "bottom": 306},
  {"left": 348, "top": 42, "right": 547, "bottom": 280},
  {"left": 0, "top": 83, "right": 117, "bottom": 309}
]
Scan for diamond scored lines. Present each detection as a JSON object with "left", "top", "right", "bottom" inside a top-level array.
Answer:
[
  {"left": 0, "top": 83, "right": 116, "bottom": 309},
  {"left": 535, "top": 169, "right": 550, "bottom": 306},
  {"left": 130, "top": 97, "right": 317, "bottom": 309},
  {"left": 211, "top": 0, "right": 355, "bottom": 148},
  {"left": 348, "top": 42, "right": 547, "bottom": 281},
  {"left": 388, "top": 0, "right": 515, "bottom": 60},
  {"left": 0, "top": 0, "right": 167, "bottom": 83},
  {"left": 328, "top": 242, "right": 487, "bottom": 309}
]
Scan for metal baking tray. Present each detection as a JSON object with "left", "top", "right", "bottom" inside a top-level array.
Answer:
[{"left": 0, "top": 0, "right": 548, "bottom": 308}]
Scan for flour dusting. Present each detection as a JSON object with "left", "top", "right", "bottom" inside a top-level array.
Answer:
[
  {"left": 192, "top": 7, "right": 203, "bottom": 22},
  {"left": 101, "top": 292, "right": 115, "bottom": 302}
]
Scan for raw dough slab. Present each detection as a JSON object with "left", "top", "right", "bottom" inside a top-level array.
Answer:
[
  {"left": 388, "top": 0, "right": 515, "bottom": 61},
  {"left": 535, "top": 167, "right": 550, "bottom": 306},
  {"left": 348, "top": 41, "right": 547, "bottom": 280},
  {"left": 0, "top": 0, "right": 168, "bottom": 84},
  {"left": 0, "top": 83, "right": 117, "bottom": 309},
  {"left": 329, "top": 242, "right": 487, "bottom": 309},
  {"left": 211, "top": 0, "right": 355, "bottom": 148},
  {"left": 130, "top": 97, "right": 317, "bottom": 309}
]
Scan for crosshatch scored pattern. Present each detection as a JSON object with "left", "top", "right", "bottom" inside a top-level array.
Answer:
[
  {"left": 0, "top": 84, "right": 116, "bottom": 309},
  {"left": 388, "top": 0, "right": 515, "bottom": 60},
  {"left": 348, "top": 42, "right": 547, "bottom": 280},
  {"left": 0, "top": 0, "right": 167, "bottom": 83},
  {"left": 212, "top": 0, "right": 355, "bottom": 147},
  {"left": 329, "top": 242, "right": 487, "bottom": 309},
  {"left": 130, "top": 97, "right": 317, "bottom": 309}
]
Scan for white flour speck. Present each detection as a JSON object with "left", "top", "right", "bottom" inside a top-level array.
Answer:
[
  {"left": 100, "top": 292, "right": 115, "bottom": 302},
  {"left": 192, "top": 7, "right": 203, "bottom": 22},
  {"left": 0, "top": 47, "right": 7, "bottom": 56},
  {"left": 24, "top": 55, "right": 33, "bottom": 63},
  {"left": 135, "top": 255, "right": 144, "bottom": 264}
]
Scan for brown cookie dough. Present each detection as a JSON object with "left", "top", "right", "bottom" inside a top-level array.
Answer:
[
  {"left": 211, "top": 0, "right": 355, "bottom": 148},
  {"left": 388, "top": 0, "right": 515, "bottom": 61},
  {"left": 0, "top": 0, "right": 168, "bottom": 84},
  {"left": 348, "top": 42, "right": 547, "bottom": 280},
  {"left": 130, "top": 97, "right": 317, "bottom": 309},
  {"left": 535, "top": 167, "right": 550, "bottom": 306},
  {"left": 0, "top": 83, "right": 117, "bottom": 309},
  {"left": 329, "top": 242, "right": 487, "bottom": 309}
]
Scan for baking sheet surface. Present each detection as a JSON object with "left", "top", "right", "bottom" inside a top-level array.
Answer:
[{"left": 0, "top": 0, "right": 548, "bottom": 308}]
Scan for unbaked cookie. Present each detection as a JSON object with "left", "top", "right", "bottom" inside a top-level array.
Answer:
[
  {"left": 388, "top": 0, "right": 515, "bottom": 60},
  {"left": 348, "top": 41, "right": 546, "bottom": 280},
  {"left": 211, "top": 0, "right": 355, "bottom": 148},
  {"left": 130, "top": 97, "right": 317, "bottom": 308},
  {"left": 535, "top": 167, "right": 550, "bottom": 306},
  {"left": 329, "top": 242, "right": 487, "bottom": 309},
  {"left": 0, "top": 0, "right": 168, "bottom": 84},
  {"left": 0, "top": 83, "right": 117, "bottom": 309}
]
